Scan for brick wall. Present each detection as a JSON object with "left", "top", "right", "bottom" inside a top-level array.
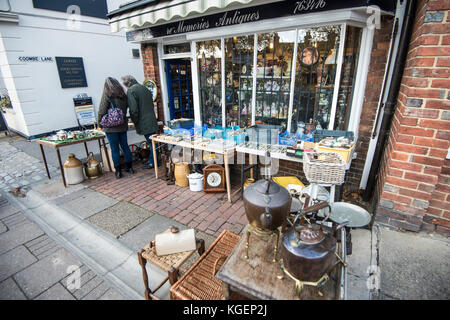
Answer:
[
  {"left": 141, "top": 43, "right": 165, "bottom": 122},
  {"left": 375, "top": 0, "right": 450, "bottom": 236}
]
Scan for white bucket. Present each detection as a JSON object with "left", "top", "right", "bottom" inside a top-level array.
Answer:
[{"left": 187, "top": 173, "right": 203, "bottom": 192}]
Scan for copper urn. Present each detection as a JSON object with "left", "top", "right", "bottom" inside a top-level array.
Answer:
[{"left": 243, "top": 178, "right": 291, "bottom": 231}]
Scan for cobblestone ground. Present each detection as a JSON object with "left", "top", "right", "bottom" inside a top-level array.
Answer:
[
  {"left": 0, "top": 135, "right": 124, "bottom": 300},
  {"left": 84, "top": 166, "right": 247, "bottom": 237},
  {"left": 0, "top": 139, "right": 59, "bottom": 192}
]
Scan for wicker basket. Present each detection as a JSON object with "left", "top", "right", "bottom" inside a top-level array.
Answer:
[
  {"left": 303, "top": 152, "right": 346, "bottom": 185},
  {"left": 170, "top": 230, "right": 241, "bottom": 300}
]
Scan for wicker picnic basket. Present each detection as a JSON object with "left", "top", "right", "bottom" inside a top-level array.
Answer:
[
  {"left": 170, "top": 230, "right": 241, "bottom": 300},
  {"left": 303, "top": 152, "right": 346, "bottom": 185}
]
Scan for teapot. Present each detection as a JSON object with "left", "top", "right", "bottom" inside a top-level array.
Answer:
[
  {"left": 84, "top": 152, "right": 102, "bottom": 179},
  {"left": 56, "top": 130, "right": 68, "bottom": 141},
  {"left": 280, "top": 201, "right": 347, "bottom": 282}
]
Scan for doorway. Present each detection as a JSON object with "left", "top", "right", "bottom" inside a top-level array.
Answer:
[{"left": 165, "top": 59, "right": 193, "bottom": 120}]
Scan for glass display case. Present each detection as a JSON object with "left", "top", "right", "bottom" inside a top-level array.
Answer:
[
  {"left": 197, "top": 40, "right": 222, "bottom": 127},
  {"left": 224, "top": 35, "right": 254, "bottom": 128},
  {"left": 291, "top": 25, "right": 341, "bottom": 134},
  {"left": 254, "top": 31, "right": 295, "bottom": 130}
]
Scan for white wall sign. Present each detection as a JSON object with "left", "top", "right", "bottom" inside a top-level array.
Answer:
[{"left": 18, "top": 56, "right": 53, "bottom": 62}]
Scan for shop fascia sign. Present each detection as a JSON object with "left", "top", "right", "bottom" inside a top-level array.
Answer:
[
  {"left": 18, "top": 56, "right": 53, "bottom": 62},
  {"left": 126, "top": 0, "right": 395, "bottom": 42}
]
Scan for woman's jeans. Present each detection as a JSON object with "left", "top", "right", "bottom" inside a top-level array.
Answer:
[{"left": 106, "top": 131, "right": 133, "bottom": 169}]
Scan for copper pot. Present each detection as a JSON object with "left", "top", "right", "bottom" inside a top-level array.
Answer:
[
  {"left": 84, "top": 152, "right": 102, "bottom": 179},
  {"left": 280, "top": 202, "right": 346, "bottom": 282},
  {"left": 243, "top": 178, "right": 291, "bottom": 231}
]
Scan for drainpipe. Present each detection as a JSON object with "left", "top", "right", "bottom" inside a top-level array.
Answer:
[{"left": 363, "top": 0, "right": 417, "bottom": 202}]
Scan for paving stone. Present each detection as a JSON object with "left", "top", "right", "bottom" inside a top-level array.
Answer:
[
  {"left": 0, "top": 204, "right": 20, "bottom": 219},
  {"left": 66, "top": 272, "right": 103, "bottom": 299},
  {"left": 0, "top": 278, "right": 27, "bottom": 300},
  {"left": 57, "top": 189, "right": 119, "bottom": 219},
  {"left": 98, "top": 288, "right": 125, "bottom": 300},
  {"left": 1, "top": 212, "right": 29, "bottom": 230},
  {"left": 81, "top": 281, "right": 110, "bottom": 300},
  {"left": 379, "top": 227, "right": 450, "bottom": 299},
  {"left": 118, "top": 213, "right": 188, "bottom": 251},
  {"left": 0, "top": 221, "right": 45, "bottom": 255},
  {"left": 35, "top": 283, "right": 75, "bottom": 300},
  {"left": 13, "top": 248, "right": 80, "bottom": 299},
  {"left": 347, "top": 274, "right": 370, "bottom": 300},
  {"left": 0, "top": 221, "right": 6, "bottom": 234},
  {"left": 0, "top": 245, "right": 38, "bottom": 282},
  {"left": 33, "top": 181, "right": 85, "bottom": 200},
  {"left": 87, "top": 201, "right": 154, "bottom": 237}
]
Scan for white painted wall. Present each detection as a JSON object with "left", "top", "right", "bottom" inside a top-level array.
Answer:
[{"left": 0, "top": 0, "right": 144, "bottom": 138}]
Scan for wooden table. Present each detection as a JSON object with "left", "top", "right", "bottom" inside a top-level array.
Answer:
[
  {"left": 216, "top": 226, "right": 345, "bottom": 300},
  {"left": 150, "top": 134, "right": 235, "bottom": 202},
  {"left": 36, "top": 134, "right": 110, "bottom": 188}
]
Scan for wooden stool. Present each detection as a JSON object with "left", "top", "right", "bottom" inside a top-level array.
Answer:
[
  {"left": 170, "top": 230, "right": 241, "bottom": 300},
  {"left": 137, "top": 236, "right": 205, "bottom": 300}
]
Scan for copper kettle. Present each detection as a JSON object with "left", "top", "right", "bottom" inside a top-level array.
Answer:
[
  {"left": 84, "top": 152, "right": 102, "bottom": 179},
  {"left": 280, "top": 201, "right": 347, "bottom": 282},
  {"left": 243, "top": 177, "right": 291, "bottom": 231}
]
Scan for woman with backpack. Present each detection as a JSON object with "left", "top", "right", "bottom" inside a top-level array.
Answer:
[{"left": 98, "top": 77, "right": 134, "bottom": 179}]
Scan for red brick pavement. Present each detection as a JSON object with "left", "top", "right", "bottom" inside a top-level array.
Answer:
[{"left": 83, "top": 164, "right": 246, "bottom": 237}]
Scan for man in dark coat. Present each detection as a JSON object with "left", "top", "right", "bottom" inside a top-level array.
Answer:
[{"left": 121, "top": 75, "right": 158, "bottom": 169}]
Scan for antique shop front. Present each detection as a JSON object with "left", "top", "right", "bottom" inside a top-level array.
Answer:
[{"left": 108, "top": 0, "right": 398, "bottom": 191}]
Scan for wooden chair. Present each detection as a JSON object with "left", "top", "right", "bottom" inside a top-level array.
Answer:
[{"left": 137, "top": 237, "right": 205, "bottom": 300}]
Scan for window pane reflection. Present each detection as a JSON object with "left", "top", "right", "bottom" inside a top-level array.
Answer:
[
  {"left": 292, "top": 25, "right": 341, "bottom": 134},
  {"left": 197, "top": 40, "right": 222, "bottom": 127},
  {"left": 225, "top": 35, "right": 254, "bottom": 128},
  {"left": 255, "top": 30, "right": 295, "bottom": 130}
]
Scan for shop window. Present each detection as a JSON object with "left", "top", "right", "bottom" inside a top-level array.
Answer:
[
  {"left": 255, "top": 31, "right": 295, "bottom": 130},
  {"left": 224, "top": 35, "right": 254, "bottom": 128},
  {"left": 197, "top": 40, "right": 222, "bottom": 127},
  {"left": 164, "top": 42, "right": 191, "bottom": 54},
  {"left": 334, "top": 26, "right": 363, "bottom": 130},
  {"left": 291, "top": 25, "right": 341, "bottom": 134},
  {"left": 192, "top": 25, "right": 363, "bottom": 132}
]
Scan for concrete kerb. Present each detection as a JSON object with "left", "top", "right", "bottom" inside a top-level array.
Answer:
[{"left": 2, "top": 188, "right": 170, "bottom": 300}]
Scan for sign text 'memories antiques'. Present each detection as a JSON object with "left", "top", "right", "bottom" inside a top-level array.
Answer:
[
  {"left": 125, "top": 0, "right": 396, "bottom": 42},
  {"left": 55, "top": 57, "right": 88, "bottom": 89}
]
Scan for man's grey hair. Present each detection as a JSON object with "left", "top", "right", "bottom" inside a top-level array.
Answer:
[{"left": 121, "top": 75, "right": 136, "bottom": 87}]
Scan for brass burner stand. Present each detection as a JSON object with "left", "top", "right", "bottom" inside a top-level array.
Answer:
[
  {"left": 278, "top": 251, "right": 347, "bottom": 298},
  {"left": 245, "top": 224, "right": 279, "bottom": 262}
]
